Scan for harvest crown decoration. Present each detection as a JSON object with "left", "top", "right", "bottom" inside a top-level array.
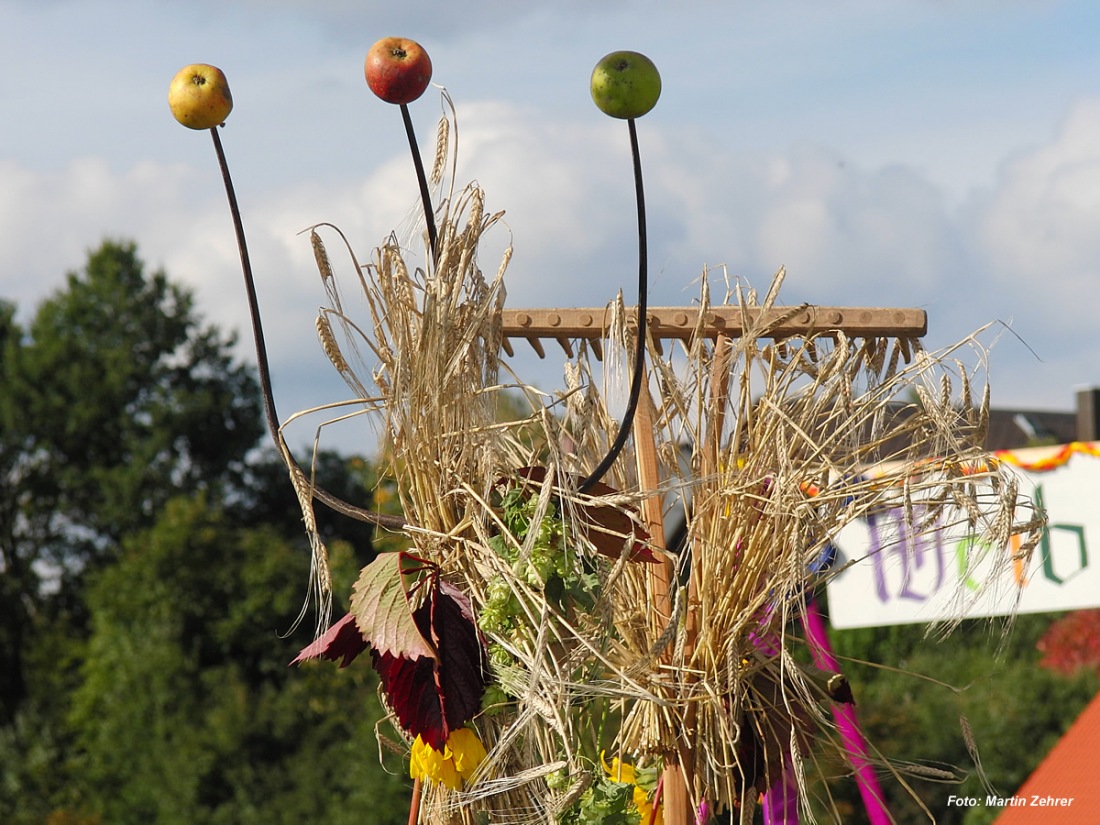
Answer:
[{"left": 168, "top": 40, "right": 1043, "bottom": 825}]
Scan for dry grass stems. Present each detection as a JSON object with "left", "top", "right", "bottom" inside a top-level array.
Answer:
[{"left": 289, "top": 104, "right": 1044, "bottom": 823}]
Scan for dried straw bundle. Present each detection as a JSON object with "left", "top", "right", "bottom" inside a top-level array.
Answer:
[
  {"left": 606, "top": 273, "right": 1046, "bottom": 817},
  {"left": 298, "top": 109, "right": 1043, "bottom": 823}
]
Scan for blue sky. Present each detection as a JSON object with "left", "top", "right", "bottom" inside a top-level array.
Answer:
[{"left": 2, "top": 0, "right": 1099, "bottom": 454}]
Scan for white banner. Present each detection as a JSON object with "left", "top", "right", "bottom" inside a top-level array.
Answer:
[{"left": 826, "top": 444, "right": 1100, "bottom": 629}]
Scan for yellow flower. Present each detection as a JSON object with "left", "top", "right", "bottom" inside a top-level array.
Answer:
[
  {"left": 603, "top": 752, "right": 637, "bottom": 784},
  {"left": 633, "top": 786, "right": 663, "bottom": 825},
  {"left": 409, "top": 729, "right": 487, "bottom": 790},
  {"left": 601, "top": 752, "right": 663, "bottom": 825}
]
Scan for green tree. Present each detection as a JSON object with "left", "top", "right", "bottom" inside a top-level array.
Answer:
[
  {"left": 63, "top": 495, "right": 407, "bottom": 825},
  {"left": 0, "top": 239, "right": 407, "bottom": 823},
  {"left": 0, "top": 240, "right": 263, "bottom": 722},
  {"left": 0, "top": 299, "right": 31, "bottom": 721},
  {"left": 12, "top": 239, "right": 262, "bottom": 561}
]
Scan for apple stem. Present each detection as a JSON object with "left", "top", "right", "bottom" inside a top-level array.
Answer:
[
  {"left": 400, "top": 103, "right": 439, "bottom": 261},
  {"left": 208, "top": 126, "right": 407, "bottom": 531},
  {"left": 578, "top": 117, "right": 649, "bottom": 493}
]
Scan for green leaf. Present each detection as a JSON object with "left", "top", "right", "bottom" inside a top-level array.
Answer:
[
  {"left": 562, "top": 777, "right": 639, "bottom": 825},
  {"left": 349, "top": 552, "right": 437, "bottom": 660}
]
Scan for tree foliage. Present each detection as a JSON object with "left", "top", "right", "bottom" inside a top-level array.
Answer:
[
  {"left": 0, "top": 240, "right": 406, "bottom": 823},
  {"left": 1036, "top": 608, "right": 1100, "bottom": 677},
  {"left": 10, "top": 239, "right": 262, "bottom": 559},
  {"left": 0, "top": 240, "right": 263, "bottom": 724},
  {"left": 65, "top": 495, "right": 407, "bottom": 825}
]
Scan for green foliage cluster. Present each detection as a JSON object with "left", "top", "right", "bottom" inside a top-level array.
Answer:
[
  {"left": 561, "top": 778, "right": 639, "bottom": 825},
  {"left": 478, "top": 483, "right": 664, "bottom": 824},
  {"left": 0, "top": 242, "right": 407, "bottom": 824},
  {"left": 479, "top": 486, "right": 598, "bottom": 637}
]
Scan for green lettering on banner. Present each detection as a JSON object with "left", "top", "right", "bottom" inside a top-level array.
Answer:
[
  {"left": 955, "top": 535, "right": 991, "bottom": 593},
  {"left": 1034, "top": 485, "right": 1089, "bottom": 585}
]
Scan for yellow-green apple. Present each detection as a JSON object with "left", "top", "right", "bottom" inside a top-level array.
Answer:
[
  {"left": 168, "top": 64, "right": 233, "bottom": 130},
  {"left": 365, "top": 37, "right": 433, "bottom": 105},
  {"left": 590, "top": 51, "right": 661, "bottom": 119}
]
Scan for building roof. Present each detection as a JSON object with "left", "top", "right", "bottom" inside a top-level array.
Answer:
[
  {"left": 984, "top": 408, "right": 1078, "bottom": 451},
  {"left": 994, "top": 689, "right": 1100, "bottom": 823},
  {"left": 838, "top": 403, "right": 1079, "bottom": 463}
]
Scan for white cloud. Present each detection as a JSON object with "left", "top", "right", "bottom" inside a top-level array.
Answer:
[
  {"left": 945, "top": 97, "right": 1100, "bottom": 407},
  {"left": 0, "top": 158, "right": 200, "bottom": 308},
  {"left": 971, "top": 98, "right": 1100, "bottom": 318},
  {"left": 651, "top": 139, "right": 964, "bottom": 309}
]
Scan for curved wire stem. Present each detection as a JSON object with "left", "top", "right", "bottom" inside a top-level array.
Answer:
[
  {"left": 400, "top": 102, "right": 438, "bottom": 260},
  {"left": 578, "top": 117, "right": 649, "bottom": 494},
  {"left": 209, "top": 125, "right": 407, "bottom": 531}
]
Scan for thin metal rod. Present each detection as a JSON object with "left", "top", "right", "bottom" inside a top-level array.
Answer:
[
  {"left": 210, "top": 126, "right": 280, "bottom": 443},
  {"left": 579, "top": 117, "right": 648, "bottom": 493},
  {"left": 401, "top": 103, "right": 438, "bottom": 259},
  {"left": 209, "top": 126, "right": 406, "bottom": 531}
]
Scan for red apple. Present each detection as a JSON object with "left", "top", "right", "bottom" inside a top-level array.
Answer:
[{"left": 365, "top": 37, "right": 433, "bottom": 105}]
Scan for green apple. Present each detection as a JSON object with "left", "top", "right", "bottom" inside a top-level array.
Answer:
[
  {"left": 590, "top": 51, "right": 661, "bottom": 119},
  {"left": 168, "top": 64, "right": 233, "bottom": 130}
]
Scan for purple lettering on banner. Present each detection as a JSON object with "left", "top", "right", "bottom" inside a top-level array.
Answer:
[
  {"left": 869, "top": 507, "right": 945, "bottom": 603},
  {"left": 869, "top": 512, "right": 891, "bottom": 602}
]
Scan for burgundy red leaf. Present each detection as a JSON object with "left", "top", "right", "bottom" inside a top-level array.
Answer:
[
  {"left": 290, "top": 611, "right": 368, "bottom": 668},
  {"left": 294, "top": 551, "right": 489, "bottom": 750},
  {"left": 374, "top": 579, "right": 489, "bottom": 750}
]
